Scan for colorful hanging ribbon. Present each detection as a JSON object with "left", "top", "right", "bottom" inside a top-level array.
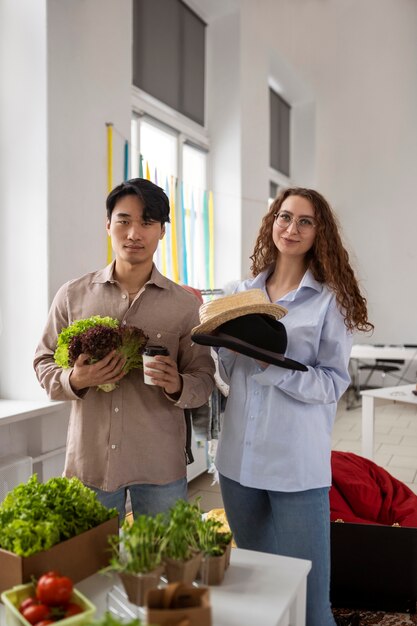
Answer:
[
  {"left": 106, "top": 126, "right": 215, "bottom": 288},
  {"left": 190, "top": 189, "right": 197, "bottom": 286},
  {"left": 180, "top": 182, "right": 188, "bottom": 285},
  {"left": 106, "top": 123, "right": 113, "bottom": 264},
  {"left": 203, "top": 190, "right": 210, "bottom": 290},
  {"left": 208, "top": 191, "right": 215, "bottom": 290},
  {"left": 170, "top": 176, "right": 180, "bottom": 283},
  {"left": 164, "top": 177, "right": 172, "bottom": 279},
  {"left": 123, "top": 140, "right": 129, "bottom": 181}
]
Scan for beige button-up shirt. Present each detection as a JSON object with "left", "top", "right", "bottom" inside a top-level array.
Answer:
[{"left": 34, "top": 263, "right": 215, "bottom": 491}]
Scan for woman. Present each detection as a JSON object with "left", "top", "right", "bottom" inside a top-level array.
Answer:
[{"left": 216, "top": 188, "right": 372, "bottom": 626}]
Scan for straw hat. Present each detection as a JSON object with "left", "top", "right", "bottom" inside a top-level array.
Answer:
[
  {"left": 192, "top": 289, "right": 288, "bottom": 335},
  {"left": 192, "top": 313, "right": 307, "bottom": 371}
]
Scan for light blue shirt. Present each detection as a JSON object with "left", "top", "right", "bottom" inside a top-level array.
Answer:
[{"left": 216, "top": 268, "right": 353, "bottom": 491}]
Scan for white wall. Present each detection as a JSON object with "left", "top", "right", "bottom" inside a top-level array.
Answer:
[
  {"left": 208, "top": 0, "right": 417, "bottom": 344},
  {"left": 0, "top": 0, "right": 48, "bottom": 399},
  {"left": 206, "top": 10, "right": 243, "bottom": 288},
  {"left": 239, "top": 0, "right": 417, "bottom": 344},
  {"left": 2, "top": 0, "right": 417, "bottom": 401},
  {"left": 47, "top": 0, "right": 132, "bottom": 299},
  {"left": 0, "top": 0, "right": 131, "bottom": 400}
]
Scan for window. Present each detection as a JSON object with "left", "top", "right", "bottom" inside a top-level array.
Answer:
[
  {"left": 131, "top": 0, "right": 212, "bottom": 290},
  {"left": 269, "top": 181, "right": 279, "bottom": 205},
  {"left": 182, "top": 142, "right": 208, "bottom": 288},
  {"left": 132, "top": 0, "right": 206, "bottom": 126},
  {"left": 131, "top": 116, "right": 210, "bottom": 289},
  {"left": 270, "top": 88, "right": 290, "bottom": 177}
]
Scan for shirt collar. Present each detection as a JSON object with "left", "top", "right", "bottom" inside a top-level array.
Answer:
[
  {"left": 298, "top": 268, "right": 323, "bottom": 293},
  {"left": 92, "top": 262, "right": 170, "bottom": 290}
]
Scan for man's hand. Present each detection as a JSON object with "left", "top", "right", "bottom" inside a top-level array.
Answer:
[
  {"left": 69, "top": 350, "right": 126, "bottom": 392},
  {"left": 144, "top": 355, "right": 183, "bottom": 397}
]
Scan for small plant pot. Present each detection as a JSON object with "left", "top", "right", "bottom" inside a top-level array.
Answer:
[
  {"left": 164, "top": 551, "right": 203, "bottom": 584},
  {"left": 119, "top": 566, "right": 164, "bottom": 606},
  {"left": 199, "top": 552, "right": 227, "bottom": 585},
  {"left": 223, "top": 540, "right": 232, "bottom": 569}
]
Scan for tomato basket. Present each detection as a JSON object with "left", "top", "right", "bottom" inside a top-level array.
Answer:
[{"left": 1, "top": 582, "right": 96, "bottom": 626}]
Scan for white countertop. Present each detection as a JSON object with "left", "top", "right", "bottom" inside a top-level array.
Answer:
[
  {"left": 0, "top": 400, "right": 67, "bottom": 425},
  {"left": 75, "top": 548, "right": 311, "bottom": 626}
]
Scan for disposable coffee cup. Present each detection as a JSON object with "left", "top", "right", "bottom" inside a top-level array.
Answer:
[{"left": 143, "top": 345, "right": 169, "bottom": 385}]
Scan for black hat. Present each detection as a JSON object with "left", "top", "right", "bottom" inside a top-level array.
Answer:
[{"left": 192, "top": 313, "right": 307, "bottom": 371}]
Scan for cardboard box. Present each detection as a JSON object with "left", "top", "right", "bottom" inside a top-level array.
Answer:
[
  {"left": 0, "top": 516, "right": 118, "bottom": 595},
  {"left": 146, "top": 585, "right": 211, "bottom": 626},
  {"left": 1, "top": 582, "right": 96, "bottom": 626},
  {"left": 331, "top": 521, "right": 417, "bottom": 612}
]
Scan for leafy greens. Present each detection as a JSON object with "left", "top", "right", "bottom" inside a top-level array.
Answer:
[
  {"left": 0, "top": 474, "right": 117, "bottom": 557},
  {"left": 54, "top": 315, "right": 148, "bottom": 391}
]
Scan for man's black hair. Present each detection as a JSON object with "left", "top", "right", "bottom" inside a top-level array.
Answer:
[{"left": 106, "top": 178, "right": 170, "bottom": 225}]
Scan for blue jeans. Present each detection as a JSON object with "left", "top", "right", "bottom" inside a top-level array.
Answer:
[
  {"left": 88, "top": 477, "right": 188, "bottom": 523},
  {"left": 219, "top": 474, "right": 336, "bottom": 626}
]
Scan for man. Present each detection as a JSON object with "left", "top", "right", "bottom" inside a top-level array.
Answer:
[{"left": 34, "top": 178, "right": 215, "bottom": 521}]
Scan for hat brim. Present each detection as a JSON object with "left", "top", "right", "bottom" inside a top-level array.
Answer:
[
  {"left": 192, "top": 302, "right": 287, "bottom": 335},
  {"left": 192, "top": 331, "right": 307, "bottom": 371}
]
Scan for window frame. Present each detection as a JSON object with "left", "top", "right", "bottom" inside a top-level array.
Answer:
[
  {"left": 269, "top": 87, "right": 291, "bottom": 180},
  {"left": 131, "top": 89, "right": 211, "bottom": 288}
]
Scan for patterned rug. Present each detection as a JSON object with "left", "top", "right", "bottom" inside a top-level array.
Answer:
[{"left": 333, "top": 608, "right": 417, "bottom": 625}]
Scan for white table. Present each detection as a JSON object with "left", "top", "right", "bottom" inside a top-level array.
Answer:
[
  {"left": 347, "top": 345, "right": 417, "bottom": 410},
  {"left": 350, "top": 345, "right": 417, "bottom": 387},
  {"left": 350, "top": 345, "right": 417, "bottom": 388},
  {"left": 73, "top": 548, "right": 311, "bottom": 626},
  {"left": 361, "top": 384, "right": 417, "bottom": 459},
  {"left": 351, "top": 345, "right": 417, "bottom": 362}
]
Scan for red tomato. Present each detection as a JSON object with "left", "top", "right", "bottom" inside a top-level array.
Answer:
[
  {"left": 21, "top": 603, "right": 50, "bottom": 625},
  {"left": 64, "top": 601, "right": 84, "bottom": 617},
  {"left": 36, "top": 571, "right": 73, "bottom": 606},
  {"left": 33, "top": 621, "right": 54, "bottom": 626},
  {"left": 19, "top": 597, "right": 38, "bottom": 612}
]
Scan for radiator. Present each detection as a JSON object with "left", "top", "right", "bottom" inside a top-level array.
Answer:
[{"left": 0, "top": 455, "right": 33, "bottom": 502}]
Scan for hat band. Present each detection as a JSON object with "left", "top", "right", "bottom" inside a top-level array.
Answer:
[{"left": 216, "top": 332, "right": 286, "bottom": 362}]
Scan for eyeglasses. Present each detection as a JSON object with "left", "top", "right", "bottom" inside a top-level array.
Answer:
[{"left": 273, "top": 211, "right": 317, "bottom": 233}]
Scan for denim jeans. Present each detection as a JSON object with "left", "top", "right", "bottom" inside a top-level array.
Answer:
[
  {"left": 219, "top": 474, "right": 336, "bottom": 626},
  {"left": 88, "top": 477, "right": 188, "bottom": 523}
]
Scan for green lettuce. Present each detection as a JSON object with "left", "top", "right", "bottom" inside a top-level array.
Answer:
[
  {"left": 0, "top": 474, "right": 117, "bottom": 557},
  {"left": 54, "top": 316, "right": 119, "bottom": 368},
  {"left": 53, "top": 316, "right": 148, "bottom": 391}
]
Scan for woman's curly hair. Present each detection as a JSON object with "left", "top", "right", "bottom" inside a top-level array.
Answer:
[{"left": 250, "top": 187, "right": 373, "bottom": 332}]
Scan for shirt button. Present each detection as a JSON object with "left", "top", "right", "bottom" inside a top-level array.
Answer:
[
  {"left": 122, "top": 320, "right": 127, "bottom": 325},
  {"left": 122, "top": 294, "right": 127, "bottom": 299},
  {"left": 111, "top": 444, "right": 117, "bottom": 450},
  {"left": 184, "top": 404, "right": 188, "bottom": 408},
  {"left": 114, "top": 407, "right": 119, "bottom": 413},
  {"left": 250, "top": 415, "right": 255, "bottom": 420},
  {"left": 157, "top": 333, "right": 161, "bottom": 338},
  {"left": 245, "top": 441, "right": 251, "bottom": 447}
]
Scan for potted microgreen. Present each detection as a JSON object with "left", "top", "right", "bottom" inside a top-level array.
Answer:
[
  {"left": 163, "top": 499, "right": 203, "bottom": 584},
  {"left": 197, "top": 517, "right": 233, "bottom": 585},
  {"left": 102, "top": 513, "right": 167, "bottom": 606},
  {"left": 218, "top": 528, "right": 233, "bottom": 570}
]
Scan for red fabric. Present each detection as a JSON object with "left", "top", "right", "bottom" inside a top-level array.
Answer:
[
  {"left": 181, "top": 285, "right": 204, "bottom": 304},
  {"left": 330, "top": 451, "right": 417, "bottom": 527}
]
